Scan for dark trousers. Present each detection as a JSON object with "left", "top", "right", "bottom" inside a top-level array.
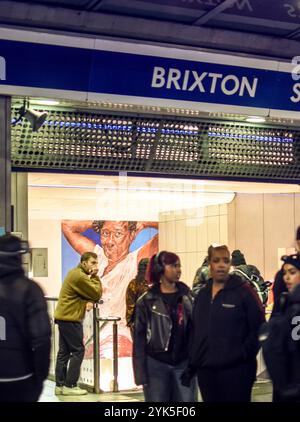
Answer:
[
  {"left": 272, "top": 389, "right": 300, "bottom": 403},
  {"left": 55, "top": 320, "right": 85, "bottom": 388},
  {"left": 143, "top": 356, "right": 197, "bottom": 402},
  {"left": 0, "top": 377, "right": 43, "bottom": 402},
  {"left": 197, "top": 360, "right": 257, "bottom": 402}
]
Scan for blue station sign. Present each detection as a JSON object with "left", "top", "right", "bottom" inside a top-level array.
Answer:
[{"left": 0, "top": 29, "right": 298, "bottom": 116}]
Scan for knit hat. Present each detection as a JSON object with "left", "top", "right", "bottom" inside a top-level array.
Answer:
[
  {"left": 0, "top": 234, "right": 29, "bottom": 263},
  {"left": 0, "top": 235, "right": 29, "bottom": 277},
  {"left": 281, "top": 254, "right": 300, "bottom": 271},
  {"left": 0, "top": 234, "right": 29, "bottom": 258},
  {"left": 231, "top": 249, "right": 246, "bottom": 266}
]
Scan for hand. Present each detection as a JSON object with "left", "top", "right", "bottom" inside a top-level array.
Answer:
[
  {"left": 136, "top": 222, "right": 145, "bottom": 232},
  {"left": 86, "top": 302, "right": 94, "bottom": 312},
  {"left": 90, "top": 268, "right": 99, "bottom": 276},
  {"left": 281, "top": 383, "right": 300, "bottom": 400},
  {"left": 180, "top": 366, "right": 195, "bottom": 388}
]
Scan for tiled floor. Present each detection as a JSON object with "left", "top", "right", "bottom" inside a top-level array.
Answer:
[
  {"left": 39, "top": 380, "right": 144, "bottom": 402},
  {"left": 39, "top": 378, "right": 273, "bottom": 402}
]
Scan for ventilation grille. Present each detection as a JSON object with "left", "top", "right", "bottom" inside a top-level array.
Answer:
[{"left": 11, "top": 108, "right": 300, "bottom": 181}]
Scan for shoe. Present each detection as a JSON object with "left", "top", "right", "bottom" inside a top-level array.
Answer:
[
  {"left": 55, "top": 386, "right": 64, "bottom": 395},
  {"left": 62, "top": 386, "right": 88, "bottom": 396}
]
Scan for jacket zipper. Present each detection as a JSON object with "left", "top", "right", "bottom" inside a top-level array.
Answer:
[{"left": 152, "top": 309, "right": 172, "bottom": 351}]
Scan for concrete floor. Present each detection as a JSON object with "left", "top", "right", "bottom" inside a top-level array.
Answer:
[{"left": 39, "top": 378, "right": 273, "bottom": 402}]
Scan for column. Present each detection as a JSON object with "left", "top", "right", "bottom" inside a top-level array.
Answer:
[
  {"left": 0, "top": 96, "right": 11, "bottom": 233},
  {"left": 11, "top": 172, "right": 28, "bottom": 240}
]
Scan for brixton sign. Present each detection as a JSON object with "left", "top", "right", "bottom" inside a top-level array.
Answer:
[{"left": 0, "top": 28, "right": 298, "bottom": 117}]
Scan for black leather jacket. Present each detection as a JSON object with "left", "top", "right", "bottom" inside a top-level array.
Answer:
[{"left": 132, "top": 281, "right": 193, "bottom": 385}]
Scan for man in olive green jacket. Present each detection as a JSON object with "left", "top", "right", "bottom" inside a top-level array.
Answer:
[{"left": 54, "top": 252, "right": 102, "bottom": 396}]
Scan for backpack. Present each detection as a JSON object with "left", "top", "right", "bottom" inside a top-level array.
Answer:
[
  {"left": 192, "top": 265, "right": 210, "bottom": 296},
  {"left": 233, "top": 265, "right": 270, "bottom": 305}
]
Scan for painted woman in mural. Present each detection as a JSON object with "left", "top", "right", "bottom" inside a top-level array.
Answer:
[{"left": 62, "top": 220, "right": 158, "bottom": 358}]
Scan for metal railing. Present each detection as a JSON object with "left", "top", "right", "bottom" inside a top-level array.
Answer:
[
  {"left": 45, "top": 296, "right": 121, "bottom": 393},
  {"left": 97, "top": 316, "right": 121, "bottom": 393}
]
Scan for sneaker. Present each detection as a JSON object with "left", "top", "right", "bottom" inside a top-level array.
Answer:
[
  {"left": 55, "top": 386, "right": 64, "bottom": 395},
  {"left": 62, "top": 386, "right": 88, "bottom": 396}
]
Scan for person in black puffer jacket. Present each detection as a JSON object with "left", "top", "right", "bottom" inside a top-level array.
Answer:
[
  {"left": 0, "top": 234, "right": 51, "bottom": 402},
  {"left": 261, "top": 254, "right": 300, "bottom": 402},
  {"left": 133, "top": 251, "right": 197, "bottom": 402},
  {"left": 182, "top": 245, "right": 265, "bottom": 402}
]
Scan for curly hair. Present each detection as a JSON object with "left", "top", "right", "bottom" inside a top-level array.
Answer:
[
  {"left": 92, "top": 220, "right": 137, "bottom": 233},
  {"left": 208, "top": 245, "right": 230, "bottom": 262},
  {"left": 81, "top": 252, "right": 98, "bottom": 263},
  {"left": 136, "top": 258, "right": 150, "bottom": 283}
]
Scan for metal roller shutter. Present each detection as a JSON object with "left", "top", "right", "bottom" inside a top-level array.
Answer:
[{"left": 11, "top": 107, "right": 300, "bottom": 182}]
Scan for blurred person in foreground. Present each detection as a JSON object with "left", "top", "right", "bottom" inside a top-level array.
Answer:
[
  {"left": 0, "top": 234, "right": 51, "bottom": 402},
  {"left": 261, "top": 253, "right": 300, "bottom": 402}
]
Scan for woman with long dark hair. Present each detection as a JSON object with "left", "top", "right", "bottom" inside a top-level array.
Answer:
[
  {"left": 125, "top": 258, "right": 149, "bottom": 337},
  {"left": 132, "top": 251, "right": 197, "bottom": 402},
  {"left": 271, "top": 226, "right": 300, "bottom": 317}
]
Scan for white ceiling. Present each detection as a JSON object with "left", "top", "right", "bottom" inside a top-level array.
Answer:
[{"left": 28, "top": 173, "right": 300, "bottom": 220}]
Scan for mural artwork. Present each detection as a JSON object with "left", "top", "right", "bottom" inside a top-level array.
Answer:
[{"left": 61, "top": 220, "right": 158, "bottom": 362}]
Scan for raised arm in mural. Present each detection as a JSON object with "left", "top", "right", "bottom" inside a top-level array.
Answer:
[
  {"left": 62, "top": 220, "right": 95, "bottom": 255},
  {"left": 62, "top": 219, "right": 159, "bottom": 361},
  {"left": 62, "top": 220, "right": 158, "bottom": 274}
]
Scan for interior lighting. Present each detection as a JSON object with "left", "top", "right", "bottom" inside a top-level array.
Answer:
[
  {"left": 33, "top": 99, "right": 60, "bottom": 106},
  {"left": 245, "top": 116, "right": 266, "bottom": 123}
]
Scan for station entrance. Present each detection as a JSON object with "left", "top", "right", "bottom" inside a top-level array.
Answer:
[{"left": 9, "top": 99, "right": 300, "bottom": 391}]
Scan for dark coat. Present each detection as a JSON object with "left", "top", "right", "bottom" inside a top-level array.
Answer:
[
  {"left": 0, "top": 261, "right": 51, "bottom": 383},
  {"left": 125, "top": 278, "right": 148, "bottom": 327},
  {"left": 189, "top": 275, "right": 265, "bottom": 370},
  {"left": 133, "top": 281, "right": 193, "bottom": 385},
  {"left": 261, "top": 285, "right": 300, "bottom": 401}
]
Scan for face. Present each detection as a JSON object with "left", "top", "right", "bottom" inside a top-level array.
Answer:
[
  {"left": 283, "top": 263, "right": 300, "bottom": 292},
  {"left": 209, "top": 249, "right": 231, "bottom": 283},
  {"left": 163, "top": 260, "right": 182, "bottom": 284},
  {"left": 82, "top": 257, "right": 98, "bottom": 275},
  {"left": 100, "top": 221, "right": 134, "bottom": 261}
]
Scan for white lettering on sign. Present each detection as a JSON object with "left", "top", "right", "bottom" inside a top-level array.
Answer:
[
  {"left": 151, "top": 66, "right": 258, "bottom": 98},
  {"left": 284, "top": 3, "right": 300, "bottom": 18},
  {"left": 181, "top": 0, "right": 253, "bottom": 12},
  {"left": 235, "top": 0, "right": 253, "bottom": 12},
  {"left": 0, "top": 56, "right": 6, "bottom": 80},
  {"left": 291, "top": 316, "right": 300, "bottom": 341},
  {"left": 0, "top": 316, "right": 6, "bottom": 340},
  {"left": 291, "top": 56, "right": 300, "bottom": 81},
  {"left": 290, "top": 83, "right": 300, "bottom": 102}
]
